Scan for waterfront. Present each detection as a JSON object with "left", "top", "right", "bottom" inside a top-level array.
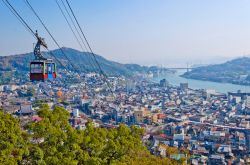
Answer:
[{"left": 155, "top": 70, "right": 250, "bottom": 93}]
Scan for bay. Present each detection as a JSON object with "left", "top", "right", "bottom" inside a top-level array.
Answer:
[{"left": 154, "top": 70, "right": 250, "bottom": 94}]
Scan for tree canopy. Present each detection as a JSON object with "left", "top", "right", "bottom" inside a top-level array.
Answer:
[
  {"left": 0, "top": 106, "right": 179, "bottom": 165},
  {"left": 0, "top": 110, "right": 28, "bottom": 164}
]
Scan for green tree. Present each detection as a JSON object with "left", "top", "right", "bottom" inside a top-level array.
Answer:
[
  {"left": 0, "top": 111, "right": 28, "bottom": 164},
  {"left": 27, "top": 105, "right": 80, "bottom": 165},
  {"left": 0, "top": 105, "right": 179, "bottom": 164}
]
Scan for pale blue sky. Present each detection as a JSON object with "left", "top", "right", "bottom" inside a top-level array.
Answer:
[{"left": 1, "top": 0, "right": 250, "bottom": 66}]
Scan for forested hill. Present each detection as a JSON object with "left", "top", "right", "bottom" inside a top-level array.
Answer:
[
  {"left": 182, "top": 57, "right": 250, "bottom": 85},
  {"left": 0, "top": 47, "right": 158, "bottom": 76}
]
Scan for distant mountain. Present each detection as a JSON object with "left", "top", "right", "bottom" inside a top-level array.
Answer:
[
  {"left": 182, "top": 57, "right": 250, "bottom": 85},
  {"left": 0, "top": 47, "right": 161, "bottom": 78}
]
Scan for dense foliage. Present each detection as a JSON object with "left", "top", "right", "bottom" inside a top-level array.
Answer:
[
  {"left": 0, "top": 106, "right": 178, "bottom": 165},
  {"left": 0, "top": 110, "right": 28, "bottom": 164}
]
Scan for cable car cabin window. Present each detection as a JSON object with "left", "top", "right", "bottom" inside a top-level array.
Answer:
[
  {"left": 29, "top": 32, "right": 56, "bottom": 81},
  {"left": 45, "top": 63, "right": 55, "bottom": 73},
  {"left": 45, "top": 64, "right": 48, "bottom": 73},
  {"left": 30, "top": 63, "right": 44, "bottom": 73},
  {"left": 52, "top": 63, "right": 55, "bottom": 72},
  {"left": 48, "top": 64, "right": 52, "bottom": 73}
]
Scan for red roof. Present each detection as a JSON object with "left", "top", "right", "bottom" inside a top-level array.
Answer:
[
  {"left": 159, "top": 133, "right": 167, "bottom": 138},
  {"left": 32, "top": 116, "right": 42, "bottom": 122}
]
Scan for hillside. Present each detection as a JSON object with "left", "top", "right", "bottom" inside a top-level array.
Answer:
[
  {"left": 0, "top": 47, "right": 156, "bottom": 78},
  {"left": 182, "top": 57, "right": 250, "bottom": 85}
]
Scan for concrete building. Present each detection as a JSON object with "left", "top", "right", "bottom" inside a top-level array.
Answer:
[
  {"left": 245, "top": 96, "right": 250, "bottom": 108},
  {"left": 81, "top": 99, "right": 91, "bottom": 115},
  {"left": 73, "top": 109, "right": 79, "bottom": 117},
  {"left": 134, "top": 109, "right": 144, "bottom": 123},
  {"left": 160, "top": 79, "right": 168, "bottom": 87},
  {"left": 19, "top": 104, "right": 34, "bottom": 115},
  {"left": 180, "top": 83, "right": 188, "bottom": 91}
]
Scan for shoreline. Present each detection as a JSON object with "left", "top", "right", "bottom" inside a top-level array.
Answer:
[
  {"left": 152, "top": 71, "right": 250, "bottom": 94},
  {"left": 180, "top": 74, "right": 250, "bottom": 87}
]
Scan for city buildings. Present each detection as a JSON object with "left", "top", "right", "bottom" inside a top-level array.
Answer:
[{"left": 1, "top": 72, "right": 250, "bottom": 164}]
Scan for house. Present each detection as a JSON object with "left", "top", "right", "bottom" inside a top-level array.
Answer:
[
  {"left": 19, "top": 104, "right": 35, "bottom": 115},
  {"left": 208, "top": 154, "right": 226, "bottom": 165}
]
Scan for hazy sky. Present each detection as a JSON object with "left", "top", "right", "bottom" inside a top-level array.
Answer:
[{"left": 1, "top": 0, "right": 250, "bottom": 66}]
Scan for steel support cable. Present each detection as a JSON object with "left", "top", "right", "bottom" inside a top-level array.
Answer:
[
  {"left": 59, "top": 0, "right": 99, "bottom": 72},
  {"left": 24, "top": 0, "right": 85, "bottom": 73},
  {"left": 46, "top": 48, "right": 68, "bottom": 71},
  {"left": 65, "top": 0, "right": 104, "bottom": 75},
  {"left": 3, "top": 0, "right": 88, "bottom": 93},
  {"left": 3, "top": 0, "right": 111, "bottom": 98},
  {"left": 55, "top": 0, "right": 97, "bottom": 72},
  {"left": 64, "top": 1, "right": 124, "bottom": 109},
  {"left": 24, "top": 0, "right": 88, "bottom": 91},
  {"left": 65, "top": 0, "right": 114, "bottom": 95},
  {"left": 2, "top": 0, "right": 71, "bottom": 75},
  {"left": 2, "top": 0, "right": 36, "bottom": 37}
]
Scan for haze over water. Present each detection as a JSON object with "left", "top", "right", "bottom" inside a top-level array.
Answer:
[{"left": 156, "top": 70, "right": 250, "bottom": 94}]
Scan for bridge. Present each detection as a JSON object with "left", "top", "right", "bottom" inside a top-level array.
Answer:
[
  {"left": 165, "top": 67, "right": 193, "bottom": 70},
  {"left": 163, "top": 63, "right": 195, "bottom": 72},
  {"left": 164, "top": 67, "right": 194, "bottom": 72}
]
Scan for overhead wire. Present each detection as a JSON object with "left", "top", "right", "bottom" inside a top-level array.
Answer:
[
  {"left": 24, "top": 0, "right": 86, "bottom": 74},
  {"left": 65, "top": 0, "right": 114, "bottom": 95},
  {"left": 3, "top": 0, "right": 92, "bottom": 98},
  {"left": 2, "top": 0, "right": 67, "bottom": 72},
  {"left": 65, "top": 0, "right": 104, "bottom": 75},
  {"left": 2, "top": 0, "right": 35, "bottom": 37},
  {"left": 60, "top": 0, "right": 99, "bottom": 71},
  {"left": 3, "top": 0, "right": 92, "bottom": 95},
  {"left": 60, "top": 0, "right": 88, "bottom": 49},
  {"left": 59, "top": 0, "right": 100, "bottom": 73},
  {"left": 55, "top": 0, "right": 97, "bottom": 72},
  {"left": 3, "top": 0, "right": 115, "bottom": 98}
]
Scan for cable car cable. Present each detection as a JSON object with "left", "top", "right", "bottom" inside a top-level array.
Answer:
[
  {"left": 65, "top": 0, "right": 104, "bottom": 75},
  {"left": 3, "top": 0, "right": 88, "bottom": 93},
  {"left": 2, "top": 0, "right": 69, "bottom": 76},
  {"left": 64, "top": 1, "right": 122, "bottom": 106},
  {"left": 55, "top": 0, "right": 113, "bottom": 95},
  {"left": 59, "top": 0, "right": 99, "bottom": 72},
  {"left": 2, "top": 0, "right": 35, "bottom": 38},
  {"left": 24, "top": 0, "right": 84, "bottom": 74},
  {"left": 65, "top": 0, "right": 114, "bottom": 95},
  {"left": 55, "top": 0, "right": 97, "bottom": 72},
  {"left": 3, "top": 0, "right": 113, "bottom": 97},
  {"left": 3, "top": 0, "right": 120, "bottom": 109}
]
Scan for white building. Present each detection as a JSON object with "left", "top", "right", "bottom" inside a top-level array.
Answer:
[
  {"left": 20, "top": 104, "right": 34, "bottom": 115},
  {"left": 173, "top": 134, "right": 185, "bottom": 141},
  {"left": 73, "top": 109, "right": 79, "bottom": 117},
  {"left": 0, "top": 85, "right": 4, "bottom": 92},
  {"left": 245, "top": 96, "right": 250, "bottom": 108}
]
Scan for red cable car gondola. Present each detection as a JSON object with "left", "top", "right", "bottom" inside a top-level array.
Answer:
[{"left": 30, "top": 31, "right": 56, "bottom": 81}]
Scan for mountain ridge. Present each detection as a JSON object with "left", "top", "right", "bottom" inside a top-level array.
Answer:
[{"left": 0, "top": 47, "right": 155, "bottom": 76}]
